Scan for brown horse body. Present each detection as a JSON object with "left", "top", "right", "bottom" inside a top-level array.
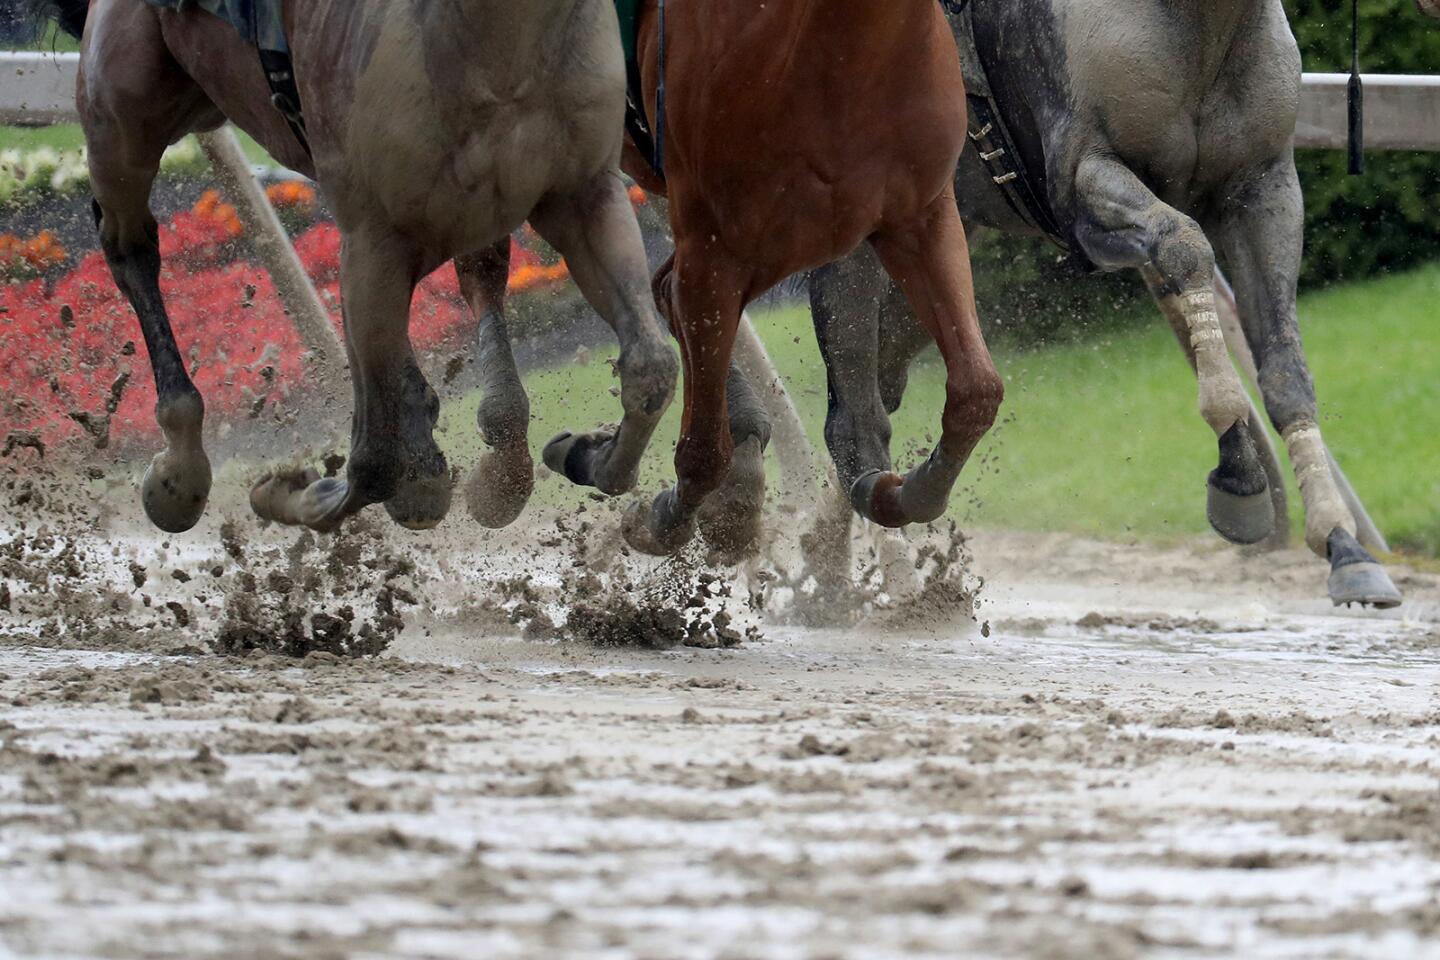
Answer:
[{"left": 613, "top": 0, "right": 1002, "bottom": 552}]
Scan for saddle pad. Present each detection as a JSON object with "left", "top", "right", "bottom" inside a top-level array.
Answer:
[{"left": 144, "top": 0, "right": 289, "bottom": 54}]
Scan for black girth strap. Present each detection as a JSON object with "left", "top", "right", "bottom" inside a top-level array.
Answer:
[
  {"left": 623, "top": 0, "right": 666, "bottom": 176},
  {"left": 966, "top": 94, "right": 1065, "bottom": 248},
  {"left": 258, "top": 49, "right": 311, "bottom": 159}
]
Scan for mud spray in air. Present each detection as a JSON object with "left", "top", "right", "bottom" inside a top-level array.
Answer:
[{"left": 4, "top": 420, "right": 1440, "bottom": 959}]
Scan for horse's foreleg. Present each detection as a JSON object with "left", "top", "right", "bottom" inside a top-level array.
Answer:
[
  {"left": 252, "top": 229, "right": 449, "bottom": 531},
  {"left": 1072, "top": 156, "right": 1274, "bottom": 546},
  {"left": 531, "top": 172, "right": 677, "bottom": 498},
  {"left": 81, "top": 17, "right": 215, "bottom": 533},
  {"left": 455, "top": 241, "right": 535, "bottom": 529},
  {"left": 1212, "top": 158, "right": 1400, "bottom": 608},
  {"left": 856, "top": 192, "right": 1002, "bottom": 529},
  {"left": 623, "top": 246, "right": 747, "bottom": 556}
]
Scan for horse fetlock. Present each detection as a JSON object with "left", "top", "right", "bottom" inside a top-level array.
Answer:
[
  {"left": 618, "top": 340, "right": 679, "bottom": 417},
  {"left": 155, "top": 390, "right": 205, "bottom": 450},
  {"left": 898, "top": 448, "right": 963, "bottom": 525},
  {"left": 1283, "top": 421, "right": 1356, "bottom": 556},
  {"left": 477, "top": 388, "right": 530, "bottom": 448}
]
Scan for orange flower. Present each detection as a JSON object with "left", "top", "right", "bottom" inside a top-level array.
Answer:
[
  {"left": 628, "top": 184, "right": 648, "bottom": 206},
  {"left": 507, "top": 259, "right": 571, "bottom": 294},
  {"left": 265, "top": 180, "right": 317, "bottom": 209},
  {"left": 20, "top": 231, "right": 66, "bottom": 269},
  {"left": 191, "top": 190, "right": 243, "bottom": 237}
]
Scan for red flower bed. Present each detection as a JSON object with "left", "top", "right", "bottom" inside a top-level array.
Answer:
[{"left": 0, "top": 191, "right": 578, "bottom": 453}]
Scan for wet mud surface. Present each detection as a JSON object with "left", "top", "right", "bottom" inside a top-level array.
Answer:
[{"left": 1, "top": 465, "right": 1439, "bottom": 959}]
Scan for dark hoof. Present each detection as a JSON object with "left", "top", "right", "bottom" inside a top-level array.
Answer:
[
  {"left": 850, "top": 470, "right": 908, "bottom": 529},
  {"left": 1327, "top": 528, "right": 1402, "bottom": 609},
  {"left": 464, "top": 445, "right": 534, "bottom": 529},
  {"left": 384, "top": 472, "right": 453, "bottom": 531},
  {"left": 542, "top": 430, "right": 633, "bottom": 495},
  {"left": 1207, "top": 481, "right": 1276, "bottom": 546},
  {"left": 621, "top": 490, "right": 695, "bottom": 557},
  {"left": 142, "top": 449, "right": 212, "bottom": 533},
  {"left": 697, "top": 437, "right": 766, "bottom": 558}
]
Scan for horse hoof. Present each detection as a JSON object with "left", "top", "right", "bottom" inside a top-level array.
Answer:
[
  {"left": 464, "top": 446, "right": 534, "bottom": 529},
  {"left": 850, "top": 470, "right": 909, "bottom": 529},
  {"left": 543, "top": 430, "right": 621, "bottom": 491},
  {"left": 697, "top": 437, "right": 766, "bottom": 558},
  {"left": 1207, "top": 480, "right": 1275, "bottom": 545},
  {"left": 384, "top": 472, "right": 453, "bottom": 531},
  {"left": 142, "top": 449, "right": 212, "bottom": 533},
  {"left": 1327, "top": 528, "right": 1402, "bottom": 609},
  {"left": 250, "top": 469, "right": 349, "bottom": 532},
  {"left": 621, "top": 492, "right": 694, "bottom": 557}
]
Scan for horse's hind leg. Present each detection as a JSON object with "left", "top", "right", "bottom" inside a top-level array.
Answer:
[
  {"left": 1212, "top": 157, "right": 1400, "bottom": 607},
  {"left": 456, "top": 241, "right": 534, "bottom": 529},
  {"left": 252, "top": 228, "right": 450, "bottom": 531},
  {"left": 80, "top": 8, "right": 218, "bottom": 532},
  {"left": 1071, "top": 156, "right": 1274, "bottom": 546},
  {"left": 855, "top": 190, "right": 1003, "bottom": 529},
  {"left": 533, "top": 171, "right": 677, "bottom": 497}
]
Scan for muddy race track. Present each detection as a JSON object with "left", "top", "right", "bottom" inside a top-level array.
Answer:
[{"left": 1, "top": 464, "right": 1439, "bottom": 960}]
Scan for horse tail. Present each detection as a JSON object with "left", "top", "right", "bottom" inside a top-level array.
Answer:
[{"left": 25, "top": 0, "right": 90, "bottom": 40}]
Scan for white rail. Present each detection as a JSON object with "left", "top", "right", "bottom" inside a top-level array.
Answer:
[{"left": 6, "top": 52, "right": 1440, "bottom": 150}]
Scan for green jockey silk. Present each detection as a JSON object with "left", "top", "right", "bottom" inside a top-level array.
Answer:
[{"left": 615, "top": 0, "right": 641, "bottom": 68}]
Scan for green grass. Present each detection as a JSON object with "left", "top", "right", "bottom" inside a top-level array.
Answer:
[
  {"left": 437, "top": 264, "right": 1440, "bottom": 555},
  {"left": 0, "top": 125, "right": 277, "bottom": 166}
]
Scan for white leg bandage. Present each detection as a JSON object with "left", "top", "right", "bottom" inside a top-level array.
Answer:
[
  {"left": 1283, "top": 421, "right": 1356, "bottom": 556},
  {"left": 1183, "top": 290, "right": 1251, "bottom": 436}
]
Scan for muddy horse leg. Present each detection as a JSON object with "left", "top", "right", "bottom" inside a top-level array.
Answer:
[
  {"left": 1071, "top": 156, "right": 1273, "bottom": 546},
  {"left": 252, "top": 229, "right": 450, "bottom": 531},
  {"left": 455, "top": 240, "right": 535, "bottom": 529},
  {"left": 849, "top": 191, "right": 1003, "bottom": 528},
  {"left": 1212, "top": 158, "right": 1400, "bottom": 607},
  {"left": 624, "top": 243, "right": 748, "bottom": 555},
  {"left": 693, "top": 358, "right": 772, "bottom": 557},
  {"left": 80, "top": 6, "right": 218, "bottom": 533},
  {"left": 535, "top": 172, "right": 677, "bottom": 497}
]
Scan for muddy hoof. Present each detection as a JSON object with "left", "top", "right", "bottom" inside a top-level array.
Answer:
[
  {"left": 142, "top": 449, "right": 212, "bottom": 533},
  {"left": 250, "top": 469, "right": 348, "bottom": 532},
  {"left": 621, "top": 491, "right": 695, "bottom": 557},
  {"left": 697, "top": 437, "right": 766, "bottom": 559},
  {"left": 1327, "top": 528, "right": 1402, "bottom": 609},
  {"left": 384, "top": 472, "right": 453, "bottom": 531},
  {"left": 464, "top": 445, "right": 534, "bottom": 529},
  {"left": 1207, "top": 480, "right": 1275, "bottom": 546}
]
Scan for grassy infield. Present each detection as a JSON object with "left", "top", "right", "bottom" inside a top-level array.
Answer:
[
  {"left": 4, "top": 121, "right": 1435, "bottom": 556},
  {"left": 436, "top": 266, "right": 1440, "bottom": 558}
]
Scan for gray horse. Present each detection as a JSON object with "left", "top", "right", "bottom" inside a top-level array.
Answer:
[
  {"left": 1420, "top": 0, "right": 1440, "bottom": 20},
  {"left": 32, "top": 0, "right": 676, "bottom": 536},
  {"left": 808, "top": 0, "right": 1403, "bottom": 608}
]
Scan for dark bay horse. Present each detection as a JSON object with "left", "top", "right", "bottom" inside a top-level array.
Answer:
[
  {"left": 33, "top": 0, "right": 677, "bottom": 536},
  {"left": 808, "top": 0, "right": 1404, "bottom": 608},
  {"left": 466, "top": 0, "right": 1001, "bottom": 556}
]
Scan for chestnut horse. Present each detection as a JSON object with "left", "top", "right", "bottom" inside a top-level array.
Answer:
[
  {"left": 469, "top": 0, "right": 1002, "bottom": 556},
  {"left": 31, "top": 0, "right": 677, "bottom": 535}
]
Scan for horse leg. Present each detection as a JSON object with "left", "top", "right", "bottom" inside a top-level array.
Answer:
[
  {"left": 1211, "top": 158, "right": 1401, "bottom": 607},
  {"left": 80, "top": 7, "right": 217, "bottom": 533},
  {"left": 1070, "top": 156, "right": 1273, "bottom": 546},
  {"left": 693, "top": 359, "right": 772, "bottom": 557},
  {"left": 252, "top": 229, "right": 450, "bottom": 531},
  {"left": 1141, "top": 266, "right": 1290, "bottom": 552},
  {"left": 848, "top": 191, "right": 1002, "bottom": 529},
  {"left": 455, "top": 240, "right": 534, "bottom": 529},
  {"left": 624, "top": 245, "right": 747, "bottom": 556},
  {"left": 533, "top": 172, "right": 677, "bottom": 497}
]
